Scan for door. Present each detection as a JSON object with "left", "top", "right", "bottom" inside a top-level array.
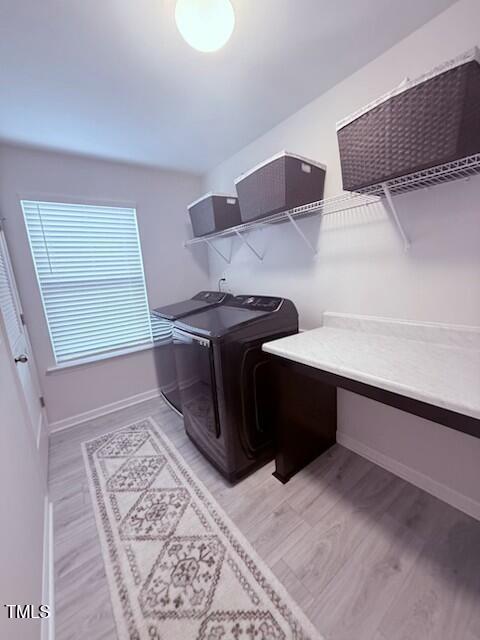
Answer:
[
  {"left": 173, "top": 327, "right": 220, "bottom": 438},
  {"left": 0, "top": 309, "right": 47, "bottom": 640},
  {"left": 0, "top": 228, "right": 44, "bottom": 445},
  {"left": 152, "top": 315, "right": 182, "bottom": 413}
]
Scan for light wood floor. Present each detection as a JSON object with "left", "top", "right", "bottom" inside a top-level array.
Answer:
[{"left": 49, "top": 397, "right": 480, "bottom": 640}]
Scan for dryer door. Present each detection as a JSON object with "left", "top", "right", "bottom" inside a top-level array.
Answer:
[{"left": 173, "top": 327, "right": 221, "bottom": 438}]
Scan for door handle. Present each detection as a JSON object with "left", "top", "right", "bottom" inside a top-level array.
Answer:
[{"left": 14, "top": 354, "right": 28, "bottom": 364}]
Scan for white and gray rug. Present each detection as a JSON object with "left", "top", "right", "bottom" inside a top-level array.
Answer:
[{"left": 82, "top": 417, "right": 323, "bottom": 640}]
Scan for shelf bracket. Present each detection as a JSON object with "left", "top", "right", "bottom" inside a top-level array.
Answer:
[
  {"left": 286, "top": 212, "right": 317, "bottom": 254},
  {"left": 234, "top": 229, "right": 264, "bottom": 261},
  {"left": 205, "top": 239, "right": 231, "bottom": 264},
  {"left": 381, "top": 183, "right": 411, "bottom": 252}
]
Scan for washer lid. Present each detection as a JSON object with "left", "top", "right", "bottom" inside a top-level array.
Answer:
[
  {"left": 174, "top": 305, "right": 272, "bottom": 338},
  {"left": 152, "top": 291, "right": 230, "bottom": 321}
]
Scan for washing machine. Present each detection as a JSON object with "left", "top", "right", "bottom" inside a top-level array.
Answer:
[
  {"left": 173, "top": 295, "right": 298, "bottom": 481},
  {"left": 151, "top": 291, "right": 231, "bottom": 414}
]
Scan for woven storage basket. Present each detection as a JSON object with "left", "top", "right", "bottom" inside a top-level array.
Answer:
[
  {"left": 235, "top": 152, "right": 326, "bottom": 223},
  {"left": 337, "top": 48, "right": 480, "bottom": 192},
  {"left": 188, "top": 193, "right": 241, "bottom": 237}
]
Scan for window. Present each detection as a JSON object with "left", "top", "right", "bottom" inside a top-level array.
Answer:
[{"left": 22, "top": 200, "right": 156, "bottom": 365}]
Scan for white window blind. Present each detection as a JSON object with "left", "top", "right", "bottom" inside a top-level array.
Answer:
[
  {"left": 0, "top": 231, "right": 23, "bottom": 349},
  {"left": 150, "top": 312, "right": 172, "bottom": 344},
  {"left": 21, "top": 200, "right": 154, "bottom": 364}
]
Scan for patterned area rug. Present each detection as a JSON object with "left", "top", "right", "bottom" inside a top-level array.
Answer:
[{"left": 82, "top": 418, "right": 323, "bottom": 640}]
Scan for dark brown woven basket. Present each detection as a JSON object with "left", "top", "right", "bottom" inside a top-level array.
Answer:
[
  {"left": 188, "top": 194, "right": 241, "bottom": 237},
  {"left": 337, "top": 58, "right": 480, "bottom": 192},
  {"left": 235, "top": 153, "right": 326, "bottom": 223}
]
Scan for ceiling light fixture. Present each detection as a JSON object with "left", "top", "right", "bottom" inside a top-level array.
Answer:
[{"left": 175, "top": 0, "right": 235, "bottom": 53}]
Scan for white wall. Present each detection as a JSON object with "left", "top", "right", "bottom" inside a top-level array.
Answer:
[
  {"left": 0, "top": 143, "right": 208, "bottom": 426},
  {"left": 203, "top": 0, "right": 480, "bottom": 516}
]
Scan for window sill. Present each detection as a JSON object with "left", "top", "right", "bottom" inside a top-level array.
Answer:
[{"left": 46, "top": 341, "right": 158, "bottom": 375}]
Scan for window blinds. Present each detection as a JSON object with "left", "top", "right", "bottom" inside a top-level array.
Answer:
[
  {"left": 0, "top": 232, "right": 23, "bottom": 349},
  {"left": 21, "top": 200, "right": 154, "bottom": 364},
  {"left": 150, "top": 312, "right": 171, "bottom": 344}
]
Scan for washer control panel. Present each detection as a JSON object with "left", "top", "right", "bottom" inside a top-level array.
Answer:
[
  {"left": 193, "top": 291, "right": 228, "bottom": 303},
  {"left": 231, "top": 295, "right": 282, "bottom": 311}
]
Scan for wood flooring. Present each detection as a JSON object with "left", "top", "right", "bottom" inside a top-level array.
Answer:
[{"left": 49, "top": 397, "right": 480, "bottom": 640}]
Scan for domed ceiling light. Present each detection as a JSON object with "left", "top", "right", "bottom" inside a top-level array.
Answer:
[{"left": 175, "top": 0, "right": 235, "bottom": 53}]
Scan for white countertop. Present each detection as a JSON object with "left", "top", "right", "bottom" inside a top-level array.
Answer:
[{"left": 262, "top": 314, "right": 480, "bottom": 420}]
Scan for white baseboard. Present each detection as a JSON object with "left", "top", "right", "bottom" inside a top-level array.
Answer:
[
  {"left": 41, "top": 497, "right": 55, "bottom": 640},
  {"left": 49, "top": 387, "right": 162, "bottom": 434},
  {"left": 337, "top": 431, "right": 480, "bottom": 522}
]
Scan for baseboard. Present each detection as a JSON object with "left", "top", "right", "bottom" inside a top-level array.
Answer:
[
  {"left": 49, "top": 387, "right": 162, "bottom": 434},
  {"left": 41, "top": 497, "right": 55, "bottom": 640},
  {"left": 337, "top": 431, "right": 480, "bottom": 522}
]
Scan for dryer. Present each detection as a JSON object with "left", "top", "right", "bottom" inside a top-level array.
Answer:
[
  {"left": 173, "top": 295, "right": 298, "bottom": 481},
  {"left": 151, "top": 291, "right": 231, "bottom": 414}
]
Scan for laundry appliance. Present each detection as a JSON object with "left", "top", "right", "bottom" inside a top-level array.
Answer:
[
  {"left": 173, "top": 295, "right": 298, "bottom": 481},
  {"left": 152, "top": 291, "right": 231, "bottom": 414}
]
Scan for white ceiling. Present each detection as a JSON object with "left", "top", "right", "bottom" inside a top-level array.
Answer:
[{"left": 0, "top": 0, "right": 456, "bottom": 174}]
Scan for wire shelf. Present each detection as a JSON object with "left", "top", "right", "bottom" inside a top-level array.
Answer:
[
  {"left": 361, "top": 153, "right": 480, "bottom": 197},
  {"left": 183, "top": 189, "right": 381, "bottom": 247},
  {"left": 184, "top": 154, "right": 480, "bottom": 255}
]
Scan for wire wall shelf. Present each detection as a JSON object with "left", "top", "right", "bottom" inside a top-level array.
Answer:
[
  {"left": 184, "top": 154, "right": 480, "bottom": 261},
  {"left": 360, "top": 153, "right": 480, "bottom": 197}
]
